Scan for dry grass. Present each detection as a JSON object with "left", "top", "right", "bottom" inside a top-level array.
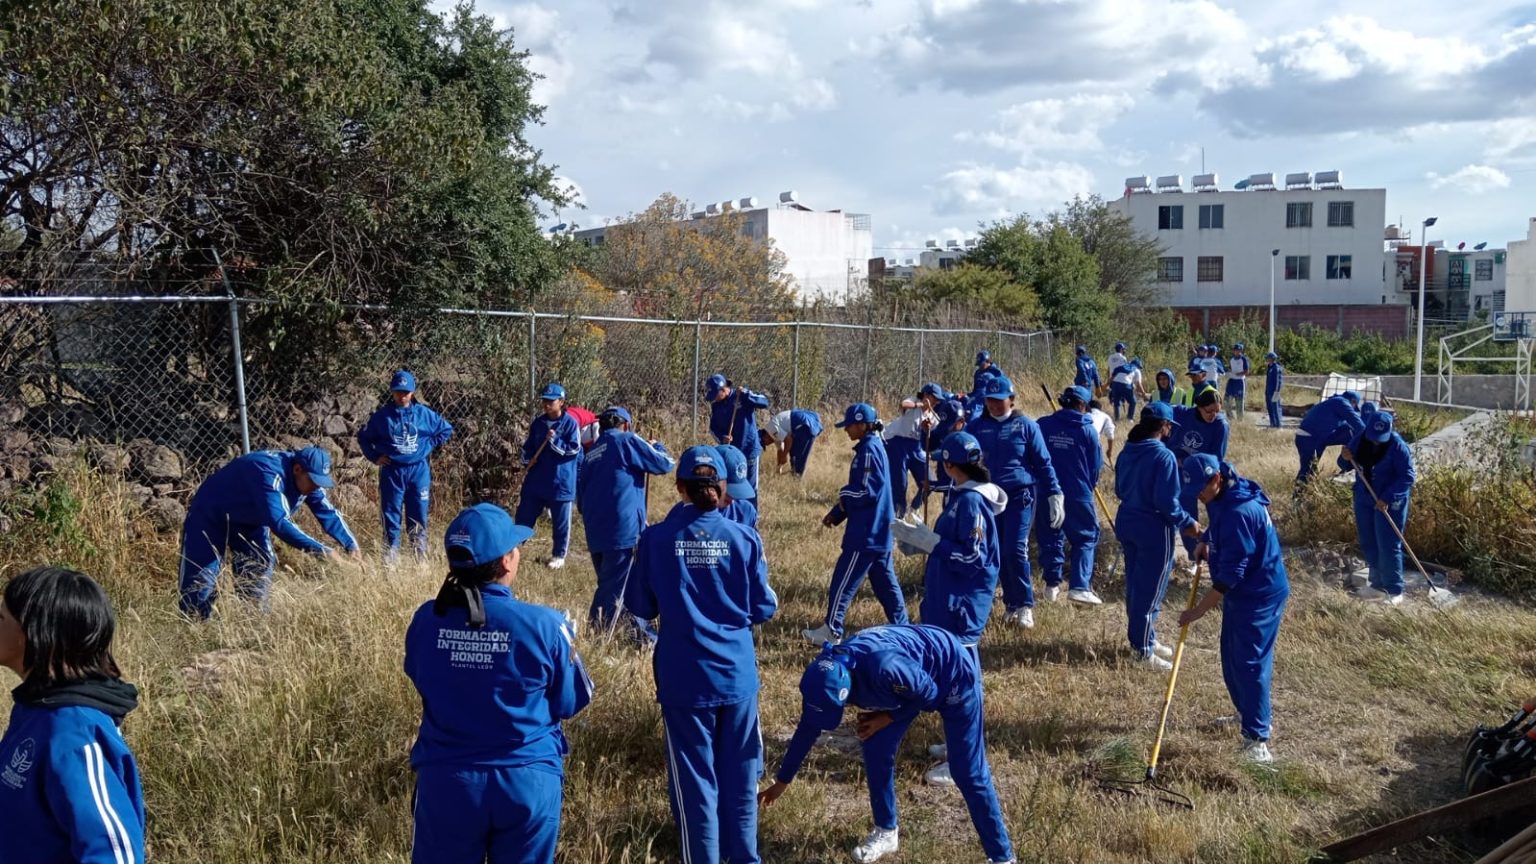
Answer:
[{"left": 1, "top": 378, "right": 1533, "bottom": 863}]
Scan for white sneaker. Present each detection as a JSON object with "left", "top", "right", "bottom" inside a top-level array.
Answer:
[
  {"left": 1151, "top": 642, "right": 1174, "bottom": 660},
  {"left": 1003, "top": 607, "right": 1035, "bottom": 628},
  {"left": 1044, "top": 585, "right": 1062, "bottom": 603},
  {"left": 1241, "top": 739, "right": 1275, "bottom": 764},
  {"left": 1382, "top": 592, "right": 1404, "bottom": 606},
  {"left": 927, "top": 743, "right": 948, "bottom": 759},
  {"left": 1354, "top": 586, "right": 1389, "bottom": 602},
  {"left": 1068, "top": 589, "right": 1104, "bottom": 606},
  {"left": 853, "top": 826, "right": 899, "bottom": 863},
  {"left": 802, "top": 623, "right": 838, "bottom": 645},
  {"left": 1137, "top": 653, "right": 1174, "bottom": 672},
  {"left": 547, "top": 557, "right": 566, "bottom": 570},
  {"left": 923, "top": 761, "right": 955, "bottom": 786}
]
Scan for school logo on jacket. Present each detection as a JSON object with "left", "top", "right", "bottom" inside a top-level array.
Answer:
[
  {"left": 1180, "top": 430, "right": 1206, "bottom": 453},
  {"left": 2, "top": 737, "right": 35, "bottom": 789}
]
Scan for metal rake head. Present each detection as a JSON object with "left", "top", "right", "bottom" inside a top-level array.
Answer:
[{"left": 1096, "top": 770, "right": 1194, "bottom": 810}]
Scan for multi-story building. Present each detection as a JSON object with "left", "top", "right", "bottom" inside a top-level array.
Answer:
[
  {"left": 1506, "top": 218, "right": 1536, "bottom": 316},
  {"left": 573, "top": 192, "right": 873, "bottom": 304},
  {"left": 1109, "top": 171, "right": 1410, "bottom": 337},
  {"left": 1431, "top": 244, "right": 1507, "bottom": 320}
]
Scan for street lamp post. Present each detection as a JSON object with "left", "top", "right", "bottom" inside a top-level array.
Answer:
[
  {"left": 1268, "top": 249, "right": 1280, "bottom": 354},
  {"left": 1414, "top": 216, "right": 1438, "bottom": 401}
]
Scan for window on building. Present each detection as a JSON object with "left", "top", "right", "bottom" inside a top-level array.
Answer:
[
  {"left": 1158, "top": 205, "right": 1184, "bottom": 230},
  {"left": 1327, "top": 201, "right": 1354, "bottom": 227},
  {"left": 1286, "top": 202, "right": 1313, "bottom": 228},
  {"left": 741, "top": 221, "right": 755, "bottom": 238},
  {"left": 1476, "top": 259, "right": 1494, "bottom": 281},
  {"left": 1326, "top": 254, "right": 1352, "bottom": 280},
  {"left": 1156, "top": 257, "right": 1184, "bottom": 282},
  {"left": 1284, "top": 255, "right": 1311, "bottom": 280},
  {"left": 939, "top": 257, "right": 957, "bottom": 271},
  {"left": 1198, "top": 204, "right": 1224, "bottom": 229},
  {"left": 1197, "top": 256, "right": 1223, "bottom": 282}
]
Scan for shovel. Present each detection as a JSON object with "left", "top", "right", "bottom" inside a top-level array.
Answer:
[{"left": 1347, "top": 457, "right": 1458, "bottom": 610}]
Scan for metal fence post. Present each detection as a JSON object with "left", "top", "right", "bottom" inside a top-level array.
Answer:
[
  {"left": 792, "top": 321, "right": 801, "bottom": 408},
  {"left": 527, "top": 311, "right": 537, "bottom": 403},
  {"left": 917, "top": 329, "right": 925, "bottom": 389},
  {"left": 692, "top": 318, "right": 703, "bottom": 440},
  {"left": 861, "top": 323, "right": 873, "bottom": 401},
  {"left": 212, "top": 250, "right": 251, "bottom": 454}
]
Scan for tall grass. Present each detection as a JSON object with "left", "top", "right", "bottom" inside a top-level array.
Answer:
[{"left": 1, "top": 383, "right": 1533, "bottom": 862}]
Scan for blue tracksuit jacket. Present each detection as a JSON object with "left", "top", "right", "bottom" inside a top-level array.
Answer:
[
  {"left": 1348, "top": 430, "right": 1416, "bottom": 506},
  {"left": 578, "top": 430, "right": 674, "bottom": 554},
  {"left": 828, "top": 433, "right": 896, "bottom": 553},
  {"left": 1170, "top": 407, "right": 1230, "bottom": 461},
  {"left": 920, "top": 483, "right": 1005, "bottom": 646},
  {"left": 666, "top": 498, "right": 760, "bottom": 532},
  {"left": 358, "top": 402, "right": 454, "bottom": 466},
  {"left": 1036, "top": 409, "right": 1103, "bottom": 592},
  {"left": 965, "top": 412, "right": 1060, "bottom": 498},
  {"left": 521, "top": 412, "right": 582, "bottom": 501},
  {"left": 709, "top": 387, "right": 771, "bottom": 456},
  {"left": 186, "top": 450, "right": 357, "bottom": 555},
  {"left": 970, "top": 365, "right": 1003, "bottom": 404},
  {"left": 1299, "top": 396, "right": 1364, "bottom": 446},
  {"left": 788, "top": 409, "right": 823, "bottom": 475},
  {"left": 0, "top": 693, "right": 144, "bottom": 864},
  {"left": 1036, "top": 409, "right": 1101, "bottom": 501},
  {"left": 1074, "top": 356, "right": 1101, "bottom": 389},
  {"left": 1265, "top": 363, "right": 1284, "bottom": 399},
  {"left": 1115, "top": 439, "right": 1196, "bottom": 533},
  {"left": 1116, "top": 437, "right": 1196, "bottom": 656}
]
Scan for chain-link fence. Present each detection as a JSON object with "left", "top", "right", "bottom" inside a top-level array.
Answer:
[{"left": 0, "top": 292, "right": 1052, "bottom": 514}]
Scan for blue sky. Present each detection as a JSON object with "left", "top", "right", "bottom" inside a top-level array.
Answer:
[{"left": 443, "top": 0, "right": 1536, "bottom": 257}]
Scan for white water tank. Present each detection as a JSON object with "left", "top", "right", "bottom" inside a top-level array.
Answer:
[
  {"left": 778, "top": 190, "right": 798, "bottom": 204},
  {"left": 1155, "top": 174, "right": 1183, "bottom": 192}
]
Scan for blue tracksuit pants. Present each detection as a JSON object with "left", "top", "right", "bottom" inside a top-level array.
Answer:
[
  {"left": 1224, "top": 378, "right": 1247, "bottom": 417},
  {"left": 589, "top": 547, "right": 637, "bottom": 629},
  {"left": 1354, "top": 497, "right": 1410, "bottom": 596},
  {"left": 1109, "top": 382, "right": 1136, "bottom": 420},
  {"left": 885, "top": 437, "right": 926, "bottom": 517},
  {"left": 824, "top": 549, "right": 908, "bottom": 636},
  {"left": 789, "top": 431, "right": 816, "bottom": 476},
  {"left": 661, "top": 697, "right": 763, "bottom": 864},
  {"left": 1118, "top": 515, "right": 1175, "bottom": 657},
  {"left": 998, "top": 485, "right": 1037, "bottom": 610},
  {"left": 1294, "top": 438, "right": 1326, "bottom": 486},
  {"left": 381, "top": 461, "right": 432, "bottom": 560},
  {"left": 1266, "top": 394, "right": 1282, "bottom": 428},
  {"left": 178, "top": 510, "right": 276, "bottom": 618},
  {"left": 1220, "top": 589, "right": 1289, "bottom": 743},
  {"left": 514, "top": 495, "right": 572, "bottom": 559},
  {"left": 860, "top": 690, "right": 1013, "bottom": 862},
  {"left": 412, "top": 763, "right": 562, "bottom": 864},
  {"left": 1038, "top": 498, "right": 1099, "bottom": 592}
]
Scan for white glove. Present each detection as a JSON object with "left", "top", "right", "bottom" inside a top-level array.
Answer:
[
  {"left": 891, "top": 519, "right": 940, "bottom": 554},
  {"left": 1048, "top": 494, "right": 1065, "bottom": 530}
]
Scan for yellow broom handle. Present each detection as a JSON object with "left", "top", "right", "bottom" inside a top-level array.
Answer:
[{"left": 1147, "top": 559, "right": 1204, "bottom": 778}]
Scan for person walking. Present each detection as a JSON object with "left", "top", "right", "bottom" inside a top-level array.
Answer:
[
  {"left": 1341, "top": 412, "right": 1417, "bottom": 605},
  {"left": 515, "top": 383, "right": 582, "bottom": 570},
  {"left": 1115, "top": 403, "right": 1201, "bottom": 670},
  {"left": 971, "top": 351, "right": 1003, "bottom": 402},
  {"left": 1073, "top": 345, "right": 1102, "bottom": 395},
  {"left": 1177, "top": 455, "right": 1290, "bottom": 764},
  {"left": 803, "top": 404, "right": 909, "bottom": 644},
  {"left": 625, "top": 446, "right": 777, "bottom": 864},
  {"left": 178, "top": 445, "right": 359, "bottom": 618},
  {"left": 1087, "top": 398, "right": 1116, "bottom": 461},
  {"left": 0, "top": 566, "right": 145, "bottom": 864},
  {"left": 1224, "top": 344, "right": 1251, "bottom": 420},
  {"left": 706, "top": 374, "right": 771, "bottom": 494},
  {"left": 1295, "top": 390, "right": 1364, "bottom": 487},
  {"left": 921, "top": 396, "right": 969, "bottom": 514},
  {"left": 358, "top": 369, "right": 455, "bottom": 563},
  {"left": 577, "top": 406, "right": 674, "bottom": 631},
  {"left": 757, "top": 625, "right": 1017, "bottom": 864},
  {"left": 966, "top": 376, "right": 1062, "bottom": 629},
  {"left": 1263, "top": 352, "right": 1284, "bottom": 429},
  {"left": 883, "top": 384, "right": 940, "bottom": 519},
  {"left": 1107, "top": 357, "right": 1144, "bottom": 421},
  {"left": 1036, "top": 387, "right": 1104, "bottom": 605},
  {"left": 1199, "top": 344, "right": 1226, "bottom": 392},
  {"left": 760, "top": 408, "right": 823, "bottom": 477},
  {"left": 1106, "top": 341, "right": 1129, "bottom": 377}
]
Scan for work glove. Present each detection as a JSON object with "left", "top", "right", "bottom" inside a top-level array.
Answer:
[
  {"left": 1048, "top": 494, "right": 1065, "bottom": 529},
  {"left": 891, "top": 519, "right": 939, "bottom": 555}
]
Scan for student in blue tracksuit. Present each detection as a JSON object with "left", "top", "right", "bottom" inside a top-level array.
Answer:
[
  {"left": 966, "top": 376, "right": 1062, "bottom": 629},
  {"left": 1264, "top": 352, "right": 1284, "bottom": 428},
  {"left": 883, "top": 384, "right": 940, "bottom": 519},
  {"left": 577, "top": 406, "right": 675, "bottom": 630},
  {"left": 405, "top": 503, "right": 594, "bottom": 864},
  {"left": 804, "top": 404, "right": 909, "bottom": 644},
  {"left": 1036, "top": 387, "right": 1104, "bottom": 605},
  {"left": 970, "top": 352, "right": 1004, "bottom": 408},
  {"left": 761, "top": 409, "right": 823, "bottom": 477},
  {"left": 757, "top": 625, "right": 1016, "bottom": 864},
  {"left": 0, "top": 566, "right": 144, "bottom": 864},
  {"left": 358, "top": 369, "right": 455, "bottom": 562},
  {"left": 179, "top": 445, "right": 359, "bottom": 618},
  {"left": 922, "top": 397, "right": 969, "bottom": 514},
  {"left": 1341, "top": 413, "right": 1417, "bottom": 605},
  {"left": 1224, "top": 344, "right": 1251, "bottom": 420},
  {"left": 625, "top": 446, "right": 777, "bottom": 864},
  {"left": 706, "top": 373, "right": 771, "bottom": 494},
  {"left": 915, "top": 432, "right": 1007, "bottom": 651},
  {"left": 516, "top": 383, "right": 582, "bottom": 570},
  {"left": 1171, "top": 388, "right": 1231, "bottom": 561},
  {"left": 1107, "top": 358, "right": 1144, "bottom": 420},
  {"left": 1073, "top": 345, "right": 1101, "bottom": 392},
  {"left": 1115, "top": 403, "right": 1201, "bottom": 669},
  {"left": 714, "top": 445, "right": 762, "bottom": 530},
  {"left": 1295, "top": 390, "right": 1364, "bottom": 486},
  {"left": 1177, "top": 454, "right": 1290, "bottom": 765},
  {"left": 1200, "top": 344, "right": 1226, "bottom": 392}
]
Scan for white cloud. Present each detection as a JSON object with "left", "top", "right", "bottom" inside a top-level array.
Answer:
[
  {"left": 503, "top": 4, "right": 575, "bottom": 105},
  {"left": 1427, "top": 164, "right": 1513, "bottom": 194},
  {"left": 957, "top": 93, "right": 1135, "bottom": 155},
  {"left": 932, "top": 162, "right": 1097, "bottom": 217}
]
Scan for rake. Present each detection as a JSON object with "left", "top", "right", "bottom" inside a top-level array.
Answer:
[
  {"left": 1097, "top": 560, "right": 1203, "bottom": 809},
  {"left": 1346, "top": 455, "right": 1457, "bottom": 609}
]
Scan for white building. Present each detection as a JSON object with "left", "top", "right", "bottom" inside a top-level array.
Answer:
[
  {"left": 1108, "top": 171, "right": 1399, "bottom": 308},
  {"left": 573, "top": 192, "right": 873, "bottom": 304},
  {"left": 1431, "top": 244, "right": 1507, "bottom": 319},
  {"left": 1506, "top": 217, "right": 1536, "bottom": 315}
]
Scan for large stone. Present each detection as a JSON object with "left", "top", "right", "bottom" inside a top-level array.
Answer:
[
  {"left": 143, "top": 497, "right": 186, "bottom": 532},
  {"left": 131, "top": 442, "right": 184, "bottom": 482},
  {"left": 279, "top": 435, "right": 311, "bottom": 452},
  {"left": 332, "top": 482, "right": 367, "bottom": 509},
  {"left": 341, "top": 435, "right": 363, "bottom": 457},
  {"left": 322, "top": 414, "right": 350, "bottom": 436},
  {"left": 45, "top": 436, "right": 79, "bottom": 457},
  {"left": 0, "top": 403, "right": 24, "bottom": 426},
  {"left": 1, "top": 430, "right": 32, "bottom": 452},
  {"left": 7, "top": 456, "right": 31, "bottom": 483},
  {"left": 122, "top": 484, "right": 154, "bottom": 508},
  {"left": 87, "top": 443, "right": 132, "bottom": 475}
]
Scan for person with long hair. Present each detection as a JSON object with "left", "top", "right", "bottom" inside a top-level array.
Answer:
[
  {"left": 358, "top": 369, "right": 455, "bottom": 563},
  {"left": 1036, "top": 386, "right": 1105, "bottom": 606},
  {"left": 405, "top": 504, "right": 593, "bottom": 864},
  {"left": 0, "top": 566, "right": 145, "bottom": 864},
  {"left": 515, "top": 383, "right": 583, "bottom": 570},
  {"left": 624, "top": 446, "right": 777, "bottom": 864}
]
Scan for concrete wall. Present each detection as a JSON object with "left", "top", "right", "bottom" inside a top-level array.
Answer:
[
  {"left": 763, "top": 208, "right": 873, "bottom": 303},
  {"left": 1173, "top": 303, "right": 1412, "bottom": 339},
  {"left": 1508, "top": 217, "right": 1536, "bottom": 314},
  {"left": 1290, "top": 374, "right": 1528, "bottom": 410}
]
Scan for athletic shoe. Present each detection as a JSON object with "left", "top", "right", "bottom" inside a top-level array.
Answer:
[
  {"left": 1044, "top": 585, "right": 1062, "bottom": 603},
  {"left": 853, "top": 827, "right": 899, "bottom": 863},
  {"left": 1137, "top": 652, "right": 1173, "bottom": 672},
  {"left": 923, "top": 761, "right": 955, "bottom": 786},
  {"left": 547, "top": 557, "right": 566, "bottom": 570},
  {"left": 802, "top": 623, "right": 838, "bottom": 645},
  {"left": 989, "top": 859, "right": 1018, "bottom": 864},
  {"left": 927, "top": 743, "right": 948, "bottom": 759},
  {"left": 1241, "top": 739, "right": 1275, "bottom": 764},
  {"left": 1152, "top": 642, "right": 1174, "bottom": 660},
  {"left": 1353, "top": 586, "right": 1387, "bottom": 601},
  {"left": 1383, "top": 592, "right": 1405, "bottom": 606},
  {"left": 1003, "top": 607, "right": 1035, "bottom": 628},
  {"left": 1068, "top": 589, "right": 1104, "bottom": 605}
]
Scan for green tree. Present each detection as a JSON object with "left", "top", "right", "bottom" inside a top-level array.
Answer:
[
  {"left": 915, "top": 264, "right": 1040, "bottom": 324},
  {"left": 1053, "top": 195, "right": 1163, "bottom": 306},
  {"left": 967, "top": 215, "right": 1109, "bottom": 335}
]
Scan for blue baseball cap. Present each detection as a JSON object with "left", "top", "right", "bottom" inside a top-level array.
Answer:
[
  {"left": 715, "top": 445, "right": 754, "bottom": 498},
  {"left": 1186, "top": 361, "right": 1205, "bottom": 375},
  {"left": 705, "top": 373, "right": 729, "bottom": 401},
  {"left": 836, "top": 402, "right": 878, "bottom": 428},
  {"left": 1360, "top": 401, "right": 1378, "bottom": 416},
  {"left": 935, "top": 398, "right": 964, "bottom": 425},
  {"left": 1075, "top": 344, "right": 1087, "bottom": 355},
  {"left": 1365, "top": 412, "right": 1394, "bottom": 443},
  {"left": 601, "top": 405, "right": 633, "bottom": 424},
  {"left": 444, "top": 503, "right": 533, "bottom": 569},
  {"left": 798, "top": 651, "right": 853, "bottom": 732},
  {"left": 1180, "top": 453, "right": 1223, "bottom": 495},
  {"left": 919, "top": 382, "right": 945, "bottom": 400},
  {"left": 1059, "top": 385, "right": 1092, "bottom": 407},
  {"left": 294, "top": 445, "right": 335, "bottom": 488},
  {"left": 1341, "top": 390, "right": 1362, "bottom": 407},
  {"left": 1264, "top": 351, "right": 1278, "bottom": 360},
  {"left": 1141, "top": 402, "right": 1179, "bottom": 426},
  {"left": 390, "top": 369, "right": 417, "bottom": 392},
  {"left": 975, "top": 350, "right": 991, "bottom": 365},
  {"left": 540, "top": 382, "right": 566, "bottom": 401},
  {"left": 1233, "top": 343, "right": 1245, "bottom": 351},
  {"left": 937, "top": 431, "right": 983, "bottom": 465},
  {"left": 983, "top": 375, "right": 1015, "bottom": 399},
  {"left": 677, "top": 445, "right": 724, "bottom": 481},
  {"left": 1114, "top": 341, "right": 1127, "bottom": 352}
]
